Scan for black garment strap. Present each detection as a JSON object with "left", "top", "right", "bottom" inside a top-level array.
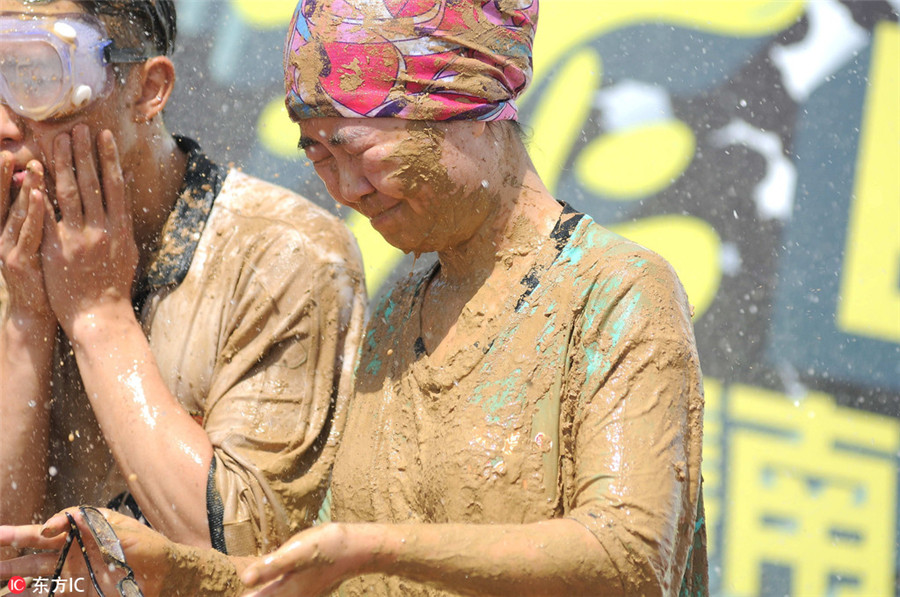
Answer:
[
  {"left": 132, "top": 136, "right": 225, "bottom": 312},
  {"left": 514, "top": 202, "right": 585, "bottom": 312},
  {"left": 414, "top": 336, "right": 428, "bottom": 358},
  {"left": 550, "top": 201, "right": 584, "bottom": 252},
  {"left": 207, "top": 458, "right": 227, "bottom": 554},
  {"left": 411, "top": 203, "right": 585, "bottom": 353},
  {"left": 105, "top": 467, "right": 227, "bottom": 554}
]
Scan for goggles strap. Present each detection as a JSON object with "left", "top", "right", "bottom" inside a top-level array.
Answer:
[{"left": 104, "top": 46, "right": 154, "bottom": 64}]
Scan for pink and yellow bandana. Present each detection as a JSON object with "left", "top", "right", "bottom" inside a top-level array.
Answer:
[{"left": 283, "top": 0, "right": 538, "bottom": 121}]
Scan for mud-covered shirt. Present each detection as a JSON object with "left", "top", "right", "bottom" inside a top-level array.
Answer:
[
  {"left": 330, "top": 207, "right": 707, "bottom": 596},
  {"left": 40, "top": 138, "right": 367, "bottom": 556}
]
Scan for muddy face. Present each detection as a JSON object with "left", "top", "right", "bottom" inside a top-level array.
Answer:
[{"left": 298, "top": 117, "right": 499, "bottom": 255}]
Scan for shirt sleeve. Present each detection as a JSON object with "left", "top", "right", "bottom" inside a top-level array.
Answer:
[
  {"left": 562, "top": 248, "right": 705, "bottom": 595},
  {"left": 200, "top": 226, "right": 366, "bottom": 556}
]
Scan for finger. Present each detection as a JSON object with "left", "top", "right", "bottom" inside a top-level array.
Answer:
[
  {"left": 97, "top": 130, "right": 130, "bottom": 233},
  {"left": 0, "top": 551, "right": 60, "bottom": 580},
  {"left": 0, "top": 524, "right": 65, "bottom": 552},
  {"left": 17, "top": 189, "right": 47, "bottom": 254},
  {"left": 243, "top": 573, "right": 301, "bottom": 597},
  {"left": 42, "top": 200, "right": 61, "bottom": 251},
  {"left": 242, "top": 541, "right": 311, "bottom": 588},
  {"left": 13, "top": 160, "right": 46, "bottom": 244},
  {"left": 2, "top": 191, "right": 27, "bottom": 245},
  {"left": 41, "top": 187, "right": 56, "bottom": 223},
  {"left": 39, "top": 512, "right": 73, "bottom": 538},
  {"left": 0, "top": 151, "right": 12, "bottom": 223},
  {"left": 242, "top": 557, "right": 287, "bottom": 587},
  {"left": 72, "top": 125, "right": 104, "bottom": 226},
  {"left": 52, "top": 133, "right": 83, "bottom": 227}
]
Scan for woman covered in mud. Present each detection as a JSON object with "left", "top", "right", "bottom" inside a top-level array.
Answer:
[{"left": 1, "top": 0, "right": 707, "bottom": 595}]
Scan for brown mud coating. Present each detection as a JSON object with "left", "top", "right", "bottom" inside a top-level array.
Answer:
[
  {"left": 338, "top": 57, "right": 365, "bottom": 93},
  {"left": 288, "top": 0, "right": 530, "bottom": 120},
  {"left": 160, "top": 542, "right": 243, "bottom": 597},
  {"left": 386, "top": 121, "right": 501, "bottom": 258},
  {"left": 391, "top": 123, "right": 447, "bottom": 197},
  {"left": 331, "top": 205, "right": 706, "bottom": 593}
]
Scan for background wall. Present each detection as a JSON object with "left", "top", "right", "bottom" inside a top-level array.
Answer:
[{"left": 166, "top": 1, "right": 900, "bottom": 594}]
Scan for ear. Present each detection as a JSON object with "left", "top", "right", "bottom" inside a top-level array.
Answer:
[{"left": 133, "top": 56, "right": 176, "bottom": 122}]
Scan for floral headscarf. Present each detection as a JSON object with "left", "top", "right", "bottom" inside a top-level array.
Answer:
[{"left": 283, "top": 0, "right": 538, "bottom": 121}]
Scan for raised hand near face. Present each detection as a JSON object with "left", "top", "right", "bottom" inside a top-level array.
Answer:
[
  {"left": 0, "top": 151, "right": 54, "bottom": 325},
  {"left": 40, "top": 125, "right": 139, "bottom": 335}
]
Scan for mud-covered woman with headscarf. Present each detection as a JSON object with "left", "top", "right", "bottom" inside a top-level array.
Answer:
[{"left": 1, "top": 1, "right": 707, "bottom": 595}]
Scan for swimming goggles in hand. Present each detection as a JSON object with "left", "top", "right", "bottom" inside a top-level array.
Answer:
[{"left": 48, "top": 506, "right": 144, "bottom": 597}]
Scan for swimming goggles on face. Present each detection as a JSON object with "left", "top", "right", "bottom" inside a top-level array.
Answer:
[{"left": 0, "top": 13, "right": 149, "bottom": 121}]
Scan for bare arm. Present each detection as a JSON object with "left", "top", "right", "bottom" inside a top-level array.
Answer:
[
  {"left": 0, "top": 514, "right": 610, "bottom": 597},
  {"left": 39, "top": 127, "right": 213, "bottom": 547},
  {"left": 242, "top": 519, "right": 611, "bottom": 597},
  {"left": 0, "top": 156, "right": 55, "bottom": 530}
]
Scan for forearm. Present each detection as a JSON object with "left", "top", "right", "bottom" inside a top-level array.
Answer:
[
  {"left": 66, "top": 304, "right": 214, "bottom": 547},
  {"left": 161, "top": 543, "right": 250, "bottom": 597},
  {"left": 0, "top": 315, "right": 55, "bottom": 524},
  {"left": 366, "top": 519, "right": 613, "bottom": 597}
]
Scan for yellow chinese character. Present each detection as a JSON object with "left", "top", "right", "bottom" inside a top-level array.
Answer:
[{"left": 723, "top": 385, "right": 899, "bottom": 596}]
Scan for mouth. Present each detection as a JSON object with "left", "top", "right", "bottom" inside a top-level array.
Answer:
[
  {"left": 12, "top": 167, "right": 27, "bottom": 188},
  {"left": 4, "top": 155, "right": 32, "bottom": 189},
  {"left": 364, "top": 200, "right": 403, "bottom": 227},
  {"left": 7, "top": 165, "right": 28, "bottom": 195}
]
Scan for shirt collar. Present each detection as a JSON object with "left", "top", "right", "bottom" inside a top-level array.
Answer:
[{"left": 133, "top": 135, "right": 225, "bottom": 311}]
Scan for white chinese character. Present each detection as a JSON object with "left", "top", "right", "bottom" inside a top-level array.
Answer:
[
  {"left": 32, "top": 577, "right": 50, "bottom": 594},
  {"left": 51, "top": 578, "right": 69, "bottom": 593}
]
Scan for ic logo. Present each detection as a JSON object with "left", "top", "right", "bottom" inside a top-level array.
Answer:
[{"left": 7, "top": 576, "right": 27, "bottom": 594}]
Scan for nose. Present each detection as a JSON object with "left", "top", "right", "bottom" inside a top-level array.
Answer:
[
  {"left": 337, "top": 158, "right": 376, "bottom": 206},
  {"left": 0, "top": 104, "right": 26, "bottom": 148}
]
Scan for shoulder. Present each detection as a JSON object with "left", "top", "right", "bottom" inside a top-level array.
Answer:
[
  {"left": 209, "top": 171, "right": 362, "bottom": 271},
  {"left": 550, "top": 215, "right": 694, "bottom": 342},
  {"left": 564, "top": 215, "right": 687, "bottom": 301}
]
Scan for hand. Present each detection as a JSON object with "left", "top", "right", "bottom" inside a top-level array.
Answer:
[
  {"left": 40, "top": 125, "right": 139, "bottom": 334},
  {"left": 0, "top": 152, "right": 54, "bottom": 325},
  {"left": 0, "top": 521, "right": 66, "bottom": 596},
  {"left": 241, "top": 523, "right": 371, "bottom": 597},
  {"left": 0, "top": 508, "right": 173, "bottom": 597}
]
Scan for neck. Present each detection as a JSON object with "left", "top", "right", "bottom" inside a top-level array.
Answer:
[
  {"left": 434, "top": 168, "right": 562, "bottom": 288},
  {"left": 129, "top": 124, "right": 187, "bottom": 267}
]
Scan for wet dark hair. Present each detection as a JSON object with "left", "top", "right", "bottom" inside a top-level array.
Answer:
[
  {"left": 22, "top": 0, "right": 177, "bottom": 57},
  {"left": 84, "top": 1, "right": 177, "bottom": 58},
  {"left": 486, "top": 119, "right": 532, "bottom": 144}
]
